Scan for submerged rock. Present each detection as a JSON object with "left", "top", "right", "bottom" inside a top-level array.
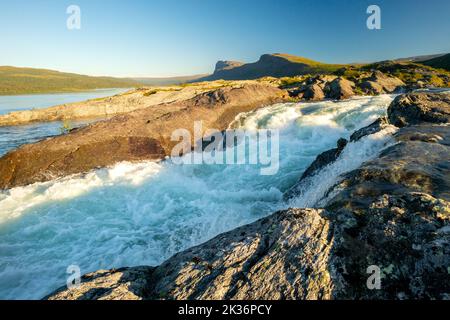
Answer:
[
  {"left": 349, "top": 117, "right": 390, "bottom": 142},
  {"left": 284, "top": 138, "right": 348, "bottom": 201}
]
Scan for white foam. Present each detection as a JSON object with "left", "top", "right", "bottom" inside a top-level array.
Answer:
[{"left": 287, "top": 125, "right": 398, "bottom": 208}]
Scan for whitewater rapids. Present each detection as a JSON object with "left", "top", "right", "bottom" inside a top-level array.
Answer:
[{"left": 0, "top": 94, "right": 397, "bottom": 299}]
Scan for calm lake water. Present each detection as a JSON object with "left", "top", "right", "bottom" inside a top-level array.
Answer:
[
  {"left": 0, "top": 88, "right": 130, "bottom": 115},
  {"left": 0, "top": 88, "right": 130, "bottom": 156}
]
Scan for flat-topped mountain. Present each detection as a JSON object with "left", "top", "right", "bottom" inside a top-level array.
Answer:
[
  {"left": 197, "top": 53, "right": 344, "bottom": 81},
  {"left": 0, "top": 66, "right": 142, "bottom": 95}
]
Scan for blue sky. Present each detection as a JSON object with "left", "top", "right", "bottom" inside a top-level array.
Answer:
[{"left": 1, "top": 0, "right": 449, "bottom": 77}]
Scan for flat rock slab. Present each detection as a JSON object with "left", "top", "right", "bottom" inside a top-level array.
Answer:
[{"left": 0, "top": 83, "right": 286, "bottom": 189}]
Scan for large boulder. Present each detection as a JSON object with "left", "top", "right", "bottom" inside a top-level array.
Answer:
[
  {"left": 325, "top": 124, "right": 450, "bottom": 299},
  {"left": 303, "top": 83, "right": 325, "bottom": 101},
  {"left": 325, "top": 77, "right": 355, "bottom": 100},
  {"left": 359, "top": 71, "right": 405, "bottom": 94},
  {"left": 388, "top": 92, "right": 450, "bottom": 127}
]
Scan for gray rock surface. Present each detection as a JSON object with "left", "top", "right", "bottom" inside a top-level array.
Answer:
[
  {"left": 349, "top": 117, "right": 390, "bottom": 142},
  {"left": 360, "top": 71, "right": 405, "bottom": 94},
  {"left": 303, "top": 83, "right": 325, "bottom": 101},
  {"left": 388, "top": 92, "right": 450, "bottom": 127},
  {"left": 325, "top": 77, "right": 355, "bottom": 100}
]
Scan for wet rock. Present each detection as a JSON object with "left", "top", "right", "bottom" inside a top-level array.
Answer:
[
  {"left": 349, "top": 117, "right": 390, "bottom": 142},
  {"left": 299, "top": 138, "right": 348, "bottom": 181},
  {"left": 284, "top": 138, "right": 348, "bottom": 200},
  {"left": 325, "top": 77, "right": 355, "bottom": 100},
  {"left": 388, "top": 92, "right": 450, "bottom": 127}
]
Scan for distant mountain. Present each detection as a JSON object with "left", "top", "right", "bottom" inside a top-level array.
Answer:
[
  {"left": 196, "top": 53, "right": 345, "bottom": 82},
  {"left": 394, "top": 53, "right": 447, "bottom": 63},
  {"left": 420, "top": 53, "right": 450, "bottom": 71},
  {"left": 0, "top": 66, "right": 142, "bottom": 95},
  {"left": 131, "top": 74, "right": 208, "bottom": 86}
]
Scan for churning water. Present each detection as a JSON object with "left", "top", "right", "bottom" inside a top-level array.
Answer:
[{"left": 0, "top": 94, "right": 397, "bottom": 299}]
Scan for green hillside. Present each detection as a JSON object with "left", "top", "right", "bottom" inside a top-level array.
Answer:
[
  {"left": 0, "top": 66, "right": 142, "bottom": 95},
  {"left": 420, "top": 53, "right": 450, "bottom": 71}
]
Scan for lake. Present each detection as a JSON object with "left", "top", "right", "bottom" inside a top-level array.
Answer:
[
  {"left": 0, "top": 88, "right": 130, "bottom": 115},
  {"left": 0, "top": 88, "right": 130, "bottom": 156}
]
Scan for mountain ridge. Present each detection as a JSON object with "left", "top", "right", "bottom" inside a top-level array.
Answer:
[{"left": 196, "top": 53, "right": 345, "bottom": 82}]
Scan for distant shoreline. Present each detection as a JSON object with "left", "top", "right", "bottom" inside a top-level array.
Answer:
[
  {"left": 0, "top": 87, "right": 136, "bottom": 97},
  {"left": 0, "top": 88, "right": 132, "bottom": 117}
]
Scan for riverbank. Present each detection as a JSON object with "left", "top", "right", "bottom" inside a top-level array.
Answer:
[
  {"left": 0, "top": 80, "right": 276, "bottom": 127},
  {"left": 0, "top": 82, "right": 287, "bottom": 189}
]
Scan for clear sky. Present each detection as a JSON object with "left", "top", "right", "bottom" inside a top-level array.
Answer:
[{"left": 1, "top": 0, "right": 449, "bottom": 77}]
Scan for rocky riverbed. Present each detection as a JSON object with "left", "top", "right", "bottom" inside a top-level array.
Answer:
[{"left": 45, "top": 92, "right": 450, "bottom": 300}]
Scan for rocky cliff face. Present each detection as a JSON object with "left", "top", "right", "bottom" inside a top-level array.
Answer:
[
  {"left": 214, "top": 61, "right": 244, "bottom": 73},
  {"left": 45, "top": 92, "right": 450, "bottom": 300}
]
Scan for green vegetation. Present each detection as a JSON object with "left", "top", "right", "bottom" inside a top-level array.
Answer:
[
  {"left": 273, "top": 53, "right": 345, "bottom": 74},
  {"left": 420, "top": 53, "right": 450, "bottom": 72},
  {"left": 349, "top": 61, "right": 450, "bottom": 88},
  {"left": 142, "top": 87, "right": 182, "bottom": 96},
  {"left": 0, "top": 66, "right": 142, "bottom": 95},
  {"left": 279, "top": 76, "right": 308, "bottom": 88},
  {"left": 59, "top": 119, "right": 73, "bottom": 134}
]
